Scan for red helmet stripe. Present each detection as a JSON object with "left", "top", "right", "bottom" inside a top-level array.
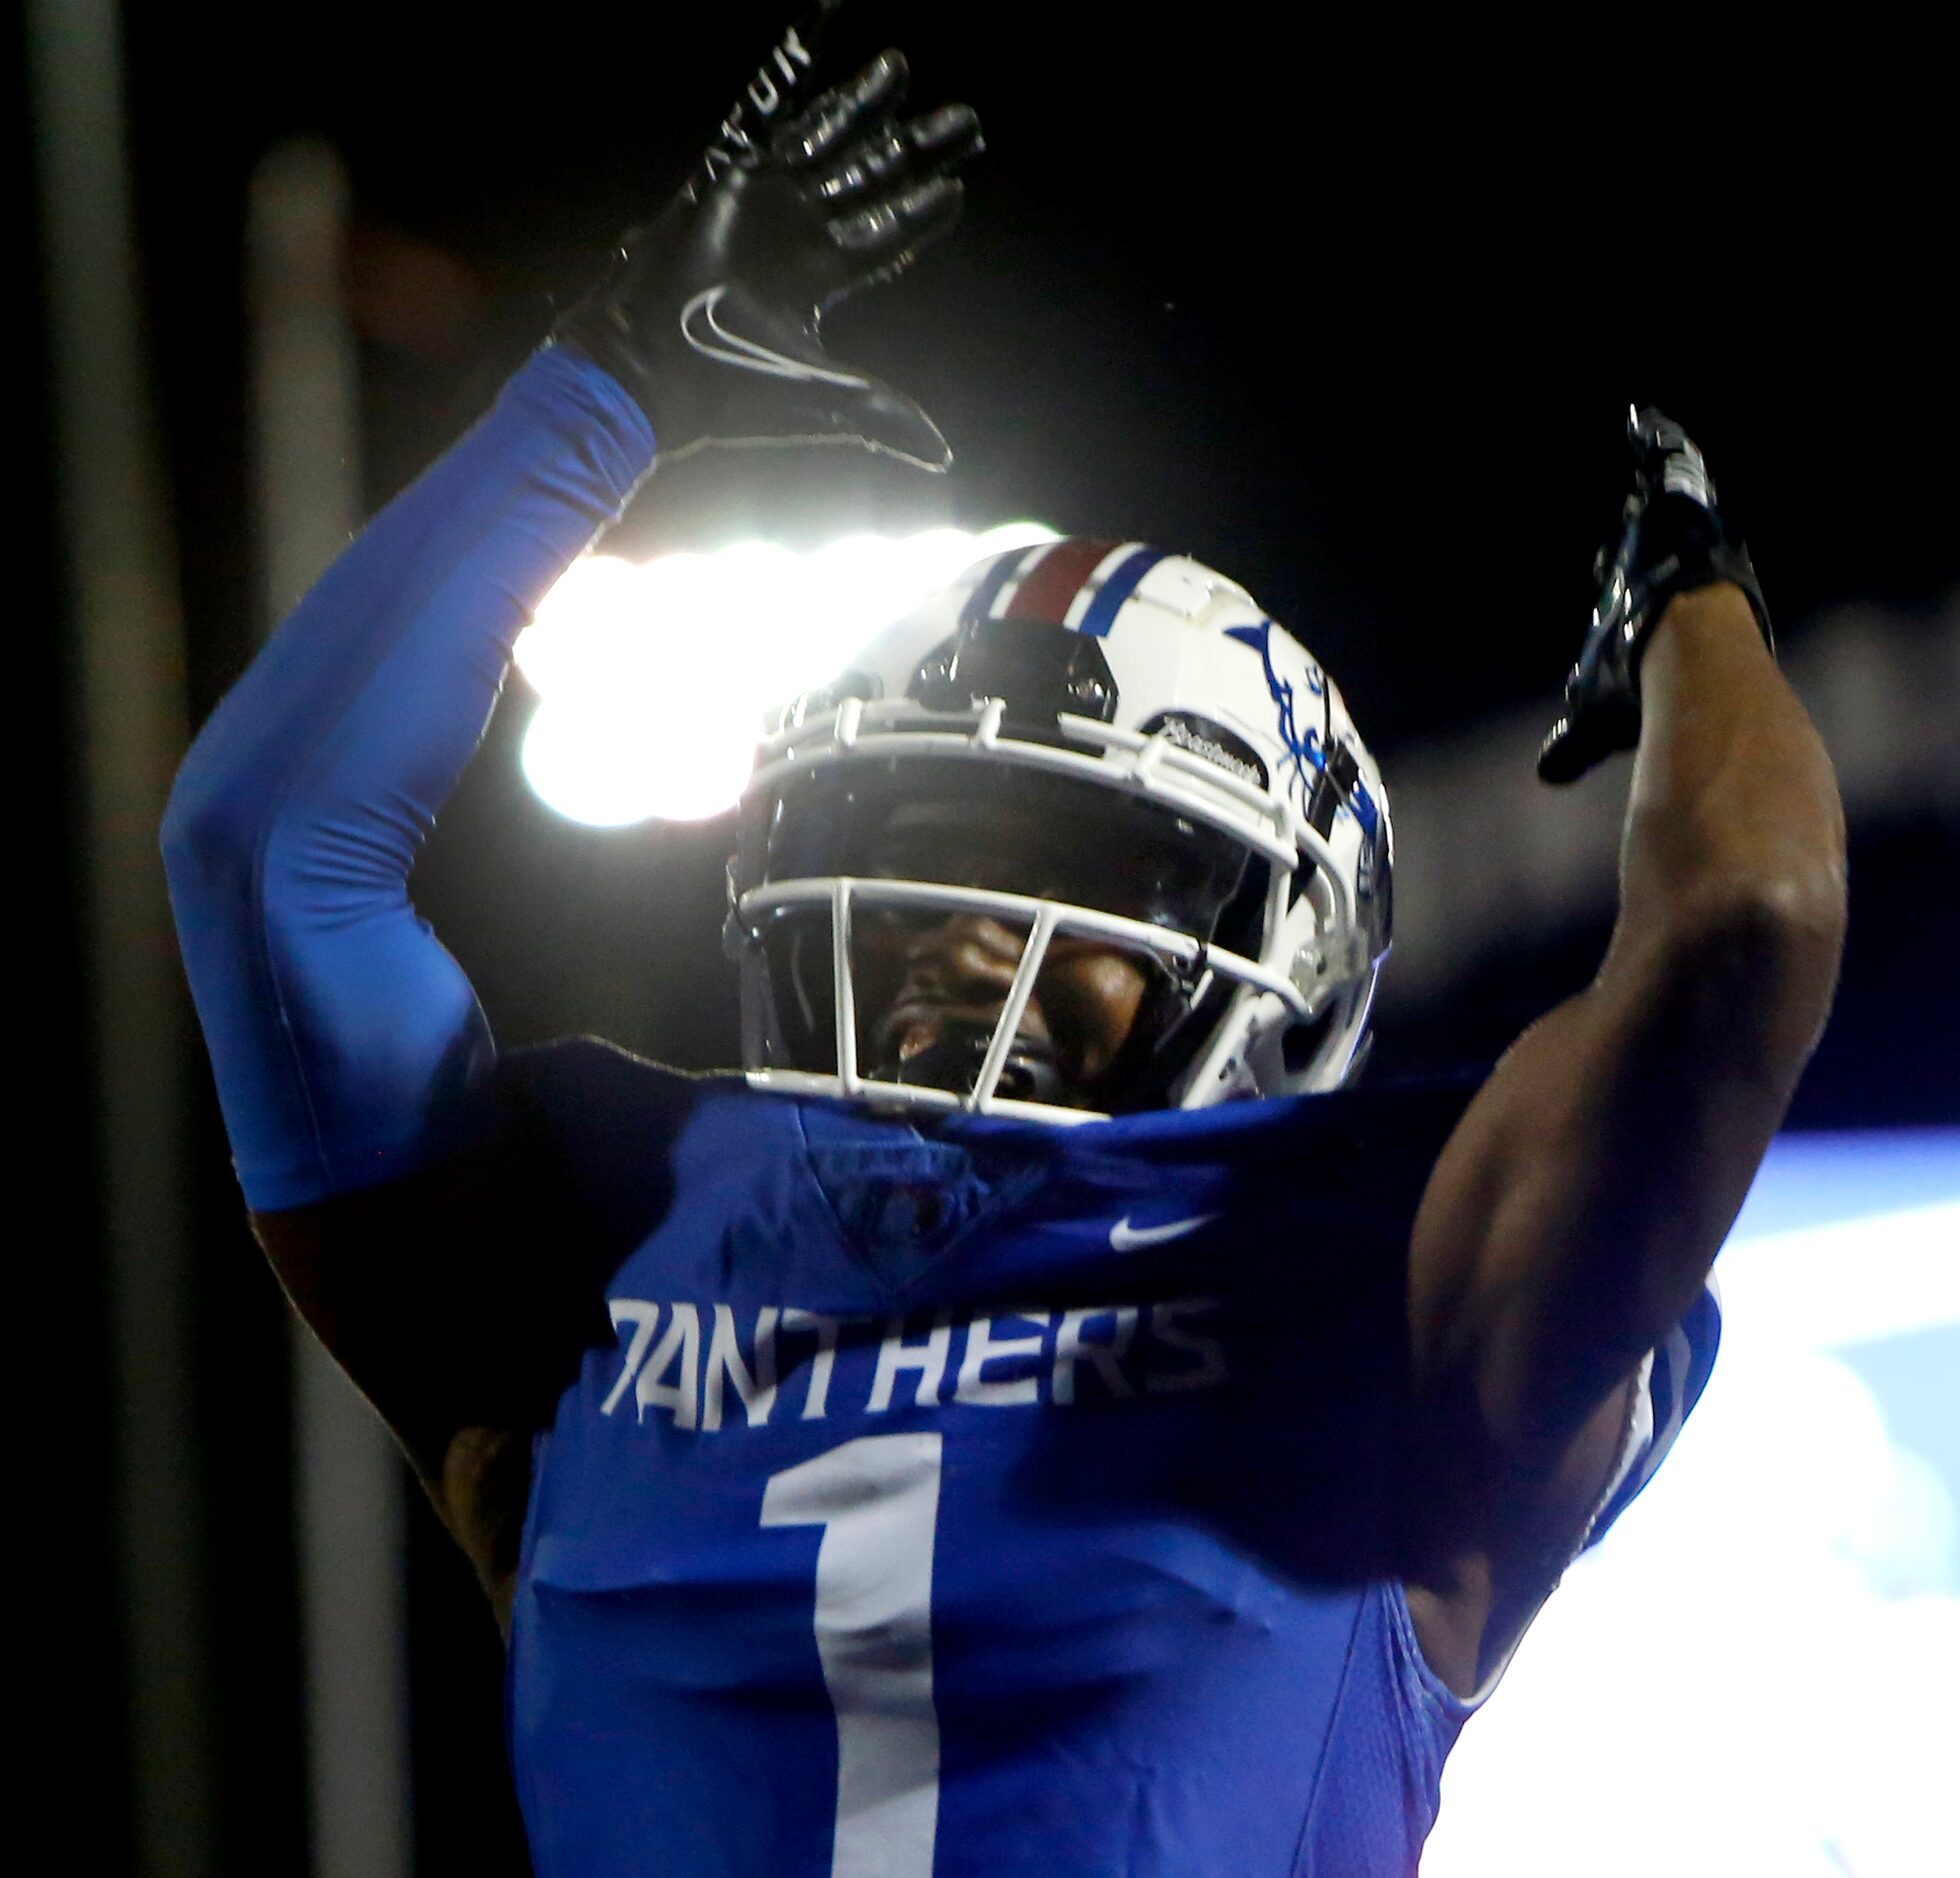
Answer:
[{"left": 1000, "top": 536, "right": 1128, "bottom": 624}]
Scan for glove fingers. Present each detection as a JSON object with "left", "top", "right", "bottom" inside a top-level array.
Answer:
[
  {"left": 1537, "top": 693, "right": 1638, "bottom": 784},
  {"left": 1535, "top": 716, "right": 1590, "bottom": 785},
  {"left": 813, "top": 125, "right": 908, "bottom": 204},
  {"left": 1628, "top": 405, "right": 1718, "bottom": 507},
  {"left": 814, "top": 104, "right": 983, "bottom": 206},
  {"left": 773, "top": 50, "right": 910, "bottom": 169},
  {"left": 1629, "top": 404, "right": 1692, "bottom": 456},
  {"left": 907, "top": 102, "right": 985, "bottom": 172},
  {"left": 829, "top": 177, "right": 965, "bottom": 275}
]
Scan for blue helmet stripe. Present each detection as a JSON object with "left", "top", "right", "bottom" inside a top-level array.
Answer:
[
  {"left": 958, "top": 545, "right": 1038, "bottom": 626},
  {"left": 1075, "top": 546, "right": 1169, "bottom": 638}
]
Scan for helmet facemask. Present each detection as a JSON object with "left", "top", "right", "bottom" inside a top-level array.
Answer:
[{"left": 735, "top": 761, "right": 1258, "bottom": 1113}]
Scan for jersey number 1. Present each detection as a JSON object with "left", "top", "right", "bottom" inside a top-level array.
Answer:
[{"left": 761, "top": 1433, "right": 944, "bottom": 1878}]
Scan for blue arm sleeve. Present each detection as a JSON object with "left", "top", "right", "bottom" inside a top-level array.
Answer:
[{"left": 162, "top": 345, "right": 657, "bottom": 1210}]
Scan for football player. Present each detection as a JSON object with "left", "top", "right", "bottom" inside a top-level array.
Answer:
[{"left": 161, "top": 26, "right": 1845, "bottom": 1878}]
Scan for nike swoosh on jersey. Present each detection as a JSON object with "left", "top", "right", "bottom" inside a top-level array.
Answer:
[
  {"left": 679, "top": 285, "right": 871, "bottom": 389},
  {"left": 1109, "top": 1212, "right": 1221, "bottom": 1252}
]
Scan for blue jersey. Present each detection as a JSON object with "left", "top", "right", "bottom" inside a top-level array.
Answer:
[{"left": 503, "top": 1041, "right": 1717, "bottom": 1878}]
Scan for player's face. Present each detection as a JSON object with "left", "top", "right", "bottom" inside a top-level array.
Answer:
[
  {"left": 848, "top": 792, "right": 1213, "bottom": 1105},
  {"left": 857, "top": 907, "right": 1153, "bottom": 1104}
]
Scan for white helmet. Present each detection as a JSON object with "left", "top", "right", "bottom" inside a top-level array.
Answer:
[{"left": 724, "top": 536, "right": 1392, "bottom": 1122}]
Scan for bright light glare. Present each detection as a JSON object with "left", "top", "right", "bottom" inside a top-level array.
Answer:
[
  {"left": 1421, "top": 1132, "right": 1960, "bottom": 1878},
  {"left": 515, "top": 523, "right": 1059, "bottom": 826},
  {"left": 520, "top": 694, "right": 757, "bottom": 827},
  {"left": 1715, "top": 1200, "right": 1960, "bottom": 1349}
]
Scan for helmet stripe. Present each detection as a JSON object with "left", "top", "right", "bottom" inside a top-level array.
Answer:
[
  {"left": 1061, "top": 543, "right": 1145, "bottom": 628},
  {"left": 957, "top": 543, "right": 1043, "bottom": 626},
  {"left": 1075, "top": 545, "right": 1170, "bottom": 638},
  {"left": 1000, "top": 536, "right": 1124, "bottom": 624}
]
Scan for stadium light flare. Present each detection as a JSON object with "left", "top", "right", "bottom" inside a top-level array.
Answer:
[{"left": 516, "top": 522, "right": 1060, "bottom": 826}]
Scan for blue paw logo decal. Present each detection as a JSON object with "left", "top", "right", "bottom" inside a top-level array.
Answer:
[{"left": 1225, "top": 620, "right": 1328, "bottom": 819}]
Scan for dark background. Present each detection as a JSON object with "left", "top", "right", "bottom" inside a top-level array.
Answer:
[{"left": 28, "top": 5, "right": 1954, "bottom": 1870}]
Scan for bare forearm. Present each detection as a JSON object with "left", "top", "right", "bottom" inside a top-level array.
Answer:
[{"left": 1607, "top": 581, "right": 1847, "bottom": 1053}]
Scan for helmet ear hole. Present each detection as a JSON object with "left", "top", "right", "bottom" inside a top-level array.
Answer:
[
  {"left": 1281, "top": 1009, "right": 1334, "bottom": 1078},
  {"left": 1212, "top": 857, "right": 1270, "bottom": 958}
]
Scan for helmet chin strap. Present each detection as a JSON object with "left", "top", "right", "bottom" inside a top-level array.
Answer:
[{"left": 1060, "top": 948, "right": 1223, "bottom": 1115}]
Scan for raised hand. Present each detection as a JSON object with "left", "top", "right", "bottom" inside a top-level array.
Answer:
[
  {"left": 557, "top": 32, "right": 982, "bottom": 470},
  {"left": 1537, "top": 406, "right": 1774, "bottom": 784}
]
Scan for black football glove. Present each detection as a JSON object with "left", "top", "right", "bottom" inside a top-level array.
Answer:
[
  {"left": 1537, "top": 406, "right": 1774, "bottom": 784},
  {"left": 556, "top": 26, "right": 981, "bottom": 471}
]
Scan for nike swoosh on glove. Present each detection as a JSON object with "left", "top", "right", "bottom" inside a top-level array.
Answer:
[
  {"left": 1538, "top": 405, "right": 1773, "bottom": 785},
  {"left": 557, "top": 41, "right": 982, "bottom": 471}
]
